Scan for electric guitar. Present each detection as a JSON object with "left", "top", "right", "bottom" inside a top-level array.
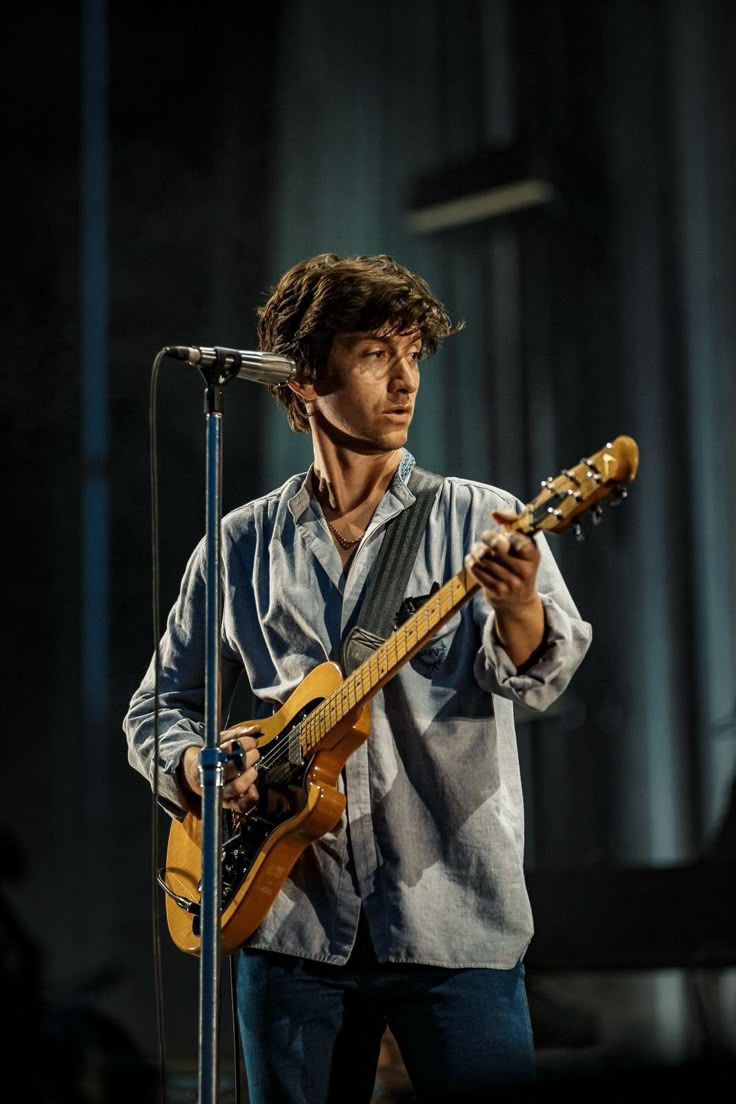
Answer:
[{"left": 160, "top": 435, "right": 639, "bottom": 955}]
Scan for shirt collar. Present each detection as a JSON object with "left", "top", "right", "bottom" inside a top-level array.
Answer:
[{"left": 287, "top": 448, "right": 417, "bottom": 521}]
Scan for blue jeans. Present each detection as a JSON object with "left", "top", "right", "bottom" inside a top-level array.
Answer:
[{"left": 236, "top": 916, "right": 535, "bottom": 1104}]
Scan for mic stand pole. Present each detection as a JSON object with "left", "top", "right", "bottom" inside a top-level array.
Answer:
[{"left": 195, "top": 352, "right": 239, "bottom": 1104}]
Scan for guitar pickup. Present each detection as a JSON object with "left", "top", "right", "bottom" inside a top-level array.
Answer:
[{"left": 288, "top": 724, "right": 303, "bottom": 766}]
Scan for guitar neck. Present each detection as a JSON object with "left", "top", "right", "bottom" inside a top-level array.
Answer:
[
  {"left": 297, "top": 433, "right": 640, "bottom": 757},
  {"left": 300, "top": 567, "right": 480, "bottom": 754}
]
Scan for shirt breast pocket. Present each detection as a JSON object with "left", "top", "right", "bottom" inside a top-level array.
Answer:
[{"left": 409, "top": 609, "right": 463, "bottom": 678}]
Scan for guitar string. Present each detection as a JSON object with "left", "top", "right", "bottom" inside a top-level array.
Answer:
[
  {"left": 254, "top": 596, "right": 439, "bottom": 773},
  {"left": 252, "top": 538, "right": 540, "bottom": 775},
  {"left": 254, "top": 624, "right": 408, "bottom": 773},
  {"left": 275, "top": 585, "right": 451, "bottom": 768},
  {"left": 253, "top": 566, "right": 495, "bottom": 775},
  {"left": 253, "top": 582, "right": 458, "bottom": 774}
]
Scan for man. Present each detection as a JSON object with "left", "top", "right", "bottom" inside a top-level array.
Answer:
[{"left": 124, "top": 253, "right": 592, "bottom": 1103}]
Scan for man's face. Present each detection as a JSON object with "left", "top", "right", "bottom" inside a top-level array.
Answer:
[{"left": 307, "top": 327, "right": 421, "bottom": 452}]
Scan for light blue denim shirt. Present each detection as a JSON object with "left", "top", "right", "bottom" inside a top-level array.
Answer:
[{"left": 124, "top": 450, "right": 592, "bottom": 968}]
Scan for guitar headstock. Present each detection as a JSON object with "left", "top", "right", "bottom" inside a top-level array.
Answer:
[{"left": 510, "top": 435, "right": 639, "bottom": 538}]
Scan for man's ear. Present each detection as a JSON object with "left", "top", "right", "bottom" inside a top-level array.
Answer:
[{"left": 288, "top": 378, "right": 318, "bottom": 403}]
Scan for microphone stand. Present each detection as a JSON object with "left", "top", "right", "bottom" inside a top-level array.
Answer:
[
  {"left": 195, "top": 351, "right": 238, "bottom": 1104},
  {"left": 163, "top": 345, "right": 294, "bottom": 1103}
]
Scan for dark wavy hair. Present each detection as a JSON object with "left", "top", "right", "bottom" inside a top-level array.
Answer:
[{"left": 257, "top": 253, "right": 463, "bottom": 432}]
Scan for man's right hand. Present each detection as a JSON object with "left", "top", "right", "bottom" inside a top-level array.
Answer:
[{"left": 179, "top": 725, "right": 262, "bottom": 815}]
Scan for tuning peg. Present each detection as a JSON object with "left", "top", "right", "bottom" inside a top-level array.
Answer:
[
  {"left": 592, "top": 504, "right": 604, "bottom": 526},
  {"left": 572, "top": 523, "right": 585, "bottom": 542},
  {"left": 609, "top": 485, "right": 628, "bottom": 506}
]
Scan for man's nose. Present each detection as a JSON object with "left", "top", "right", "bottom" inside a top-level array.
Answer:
[{"left": 391, "top": 355, "right": 419, "bottom": 391}]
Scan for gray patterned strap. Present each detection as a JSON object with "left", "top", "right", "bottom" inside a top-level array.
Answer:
[{"left": 340, "top": 465, "right": 443, "bottom": 674}]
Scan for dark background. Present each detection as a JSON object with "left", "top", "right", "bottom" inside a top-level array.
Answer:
[{"left": 3, "top": 0, "right": 735, "bottom": 1098}]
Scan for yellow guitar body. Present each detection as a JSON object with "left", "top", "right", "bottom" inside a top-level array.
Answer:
[{"left": 164, "top": 662, "right": 371, "bottom": 955}]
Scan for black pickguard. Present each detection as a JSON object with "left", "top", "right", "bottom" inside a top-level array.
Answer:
[{"left": 190, "top": 699, "right": 322, "bottom": 933}]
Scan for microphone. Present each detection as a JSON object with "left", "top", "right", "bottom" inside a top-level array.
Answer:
[{"left": 165, "top": 345, "right": 296, "bottom": 385}]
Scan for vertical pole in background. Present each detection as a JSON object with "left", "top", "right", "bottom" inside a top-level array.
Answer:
[
  {"left": 81, "top": 0, "right": 110, "bottom": 940},
  {"left": 199, "top": 388, "right": 226, "bottom": 1104}
]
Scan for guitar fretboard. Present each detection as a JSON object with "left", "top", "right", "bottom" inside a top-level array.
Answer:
[{"left": 300, "top": 567, "right": 481, "bottom": 754}]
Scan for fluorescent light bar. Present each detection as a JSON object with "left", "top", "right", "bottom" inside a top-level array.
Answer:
[{"left": 407, "top": 178, "right": 555, "bottom": 234}]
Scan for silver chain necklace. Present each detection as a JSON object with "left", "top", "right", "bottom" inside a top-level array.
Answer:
[{"left": 325, "top": 517, "right": 363, "bottom": 549}]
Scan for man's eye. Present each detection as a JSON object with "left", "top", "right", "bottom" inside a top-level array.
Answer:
[{"left": 365, "top": 349, "right": 385, "bottom": 359}]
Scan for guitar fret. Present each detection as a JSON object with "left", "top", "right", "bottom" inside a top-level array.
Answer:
[
  {"left": 300, "top": 567, "right": 481, "bottom": 755},
  {"left": 293, "top": 462, "right": 626, "bottom": 760},
  {"left": 284, "top": 442, "right": 632, "bottom": 771},
  {"left": 294, "top": 457, "right": 624, "bottom": 766}
]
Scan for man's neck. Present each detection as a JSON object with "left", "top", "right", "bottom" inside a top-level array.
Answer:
[{"left": 311, "top": 438, "right": 404, "bottom": 517}]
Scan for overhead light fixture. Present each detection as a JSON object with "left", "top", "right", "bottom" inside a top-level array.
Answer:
[{"left": 406, "top": 143, "right": 556, "bottom": 234}]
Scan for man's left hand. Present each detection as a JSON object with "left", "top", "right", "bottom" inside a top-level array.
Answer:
[{"left": 464, "top": 509, "right": 541, "bottom": 610}]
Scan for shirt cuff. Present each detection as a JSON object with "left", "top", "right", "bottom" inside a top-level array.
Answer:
[
  {"left": 149, "top": 726, "right": 205, "bottom": 819},
  {"left": 476, "top": 593, "right": 592, "bottom": 711}
]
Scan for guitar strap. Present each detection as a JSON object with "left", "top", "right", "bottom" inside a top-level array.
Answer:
[{"left": 340, "top": 465, "right": 443, "bottom": 675}]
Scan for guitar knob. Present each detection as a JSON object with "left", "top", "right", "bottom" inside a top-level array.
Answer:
[
  {"left": 610, "top": 485, "right": 628, "bottom": 506},
  {"left": 592, "top": 504, "right": 604, "bottom": 526},
  {"left": 572, "top": 523, "right": 585, "bottom": 542}
]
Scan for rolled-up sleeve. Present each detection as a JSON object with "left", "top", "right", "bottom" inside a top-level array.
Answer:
[
  {"left": 124, "top": 541, "right": 210, "bottom": 818},
  {"left": 473, "top": 532, "right": 593, "bottom": 711}
]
